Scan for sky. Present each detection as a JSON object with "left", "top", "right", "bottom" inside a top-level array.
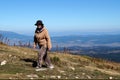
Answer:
[{"left": 0, "top": 0, "right": 120, "bottom": 36}]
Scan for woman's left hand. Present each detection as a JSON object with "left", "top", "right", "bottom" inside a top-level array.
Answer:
[{"left": 48, "top": 47, "right": 51, "bottom": 51}]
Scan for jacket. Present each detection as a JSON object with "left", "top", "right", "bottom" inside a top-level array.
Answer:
[{"left": 34, "top": 27, "right": 52, "bottom": 49}]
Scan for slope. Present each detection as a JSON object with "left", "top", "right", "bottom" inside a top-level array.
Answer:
[{"left": 0, "top": 43, "right": 120, "bottom": 79}]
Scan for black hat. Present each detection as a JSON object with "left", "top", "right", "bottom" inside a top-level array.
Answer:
[{"left": 35, "top": 20, "right": 44, "bottom": 26}]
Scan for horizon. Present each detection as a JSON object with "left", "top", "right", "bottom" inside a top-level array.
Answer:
[
  {"left": 0, "top": 0, "right": 120, "bottom": 36},
  {"left": 0, "top": 29, "right": 120, "bottom": 37}
]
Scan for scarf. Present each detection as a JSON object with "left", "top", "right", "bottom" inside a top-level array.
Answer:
[{"left": 35, "top": 26, "right": 44, "bottom": 33}]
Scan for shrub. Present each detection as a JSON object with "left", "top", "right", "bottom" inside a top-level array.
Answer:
[
  {"left": 51, "top": 56, "right": 62, "bottom": 67},
  {"left": 51, "top": 56, "right": 60, "bottom": 63}
]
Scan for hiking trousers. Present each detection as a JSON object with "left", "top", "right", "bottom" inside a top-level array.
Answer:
[{"left": 37, "top": 46, "right": 52, "bottom": 67}]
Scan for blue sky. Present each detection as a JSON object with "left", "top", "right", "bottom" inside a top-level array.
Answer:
[{"left": 0, "top": 0, "right": 120, "bottom": 36}]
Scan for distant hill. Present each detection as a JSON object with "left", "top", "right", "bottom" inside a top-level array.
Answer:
[
  {"left": 0, "top": 43, "right": 120, "bottom": 79},
  {"left": 1, "top": 30, "right": 120, "bottom": 47},
  {"left": 0, "top": 30, "right": 33, "bottom": 45},
  {"left": 52, "top": 35, "right": 120, "bottom": 47}
]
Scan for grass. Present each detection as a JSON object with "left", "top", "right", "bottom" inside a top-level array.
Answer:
[{"left": 0, "top": 43, "right": 120, "bottom": 79}]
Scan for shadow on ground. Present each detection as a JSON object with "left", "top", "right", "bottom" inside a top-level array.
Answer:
[{"left": 21, "top": 58, "right": 47, "bottom": 68}]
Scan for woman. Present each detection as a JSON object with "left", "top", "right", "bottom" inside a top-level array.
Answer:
[{"left": 33, "top": 20, "right": 54, "bottom": 69}]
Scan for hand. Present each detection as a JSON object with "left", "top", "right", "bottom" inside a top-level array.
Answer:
[
  {"left": 47, "top": 47, "right": 52, "bottom": 51},
  {"left": 33, "top": 44, "right": 36, "bottom": 49},
  {"left": 48, "top": 48, "right": 51, "bottom": 51}
]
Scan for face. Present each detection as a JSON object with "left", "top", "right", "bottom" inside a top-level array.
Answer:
[{"left": 37, "top": 25, "right": 42, "bottom": 28}]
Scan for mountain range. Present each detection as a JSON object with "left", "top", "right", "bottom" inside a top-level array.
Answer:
[{"left": 1, "top": 30, "right": 120, "bottom": 47}]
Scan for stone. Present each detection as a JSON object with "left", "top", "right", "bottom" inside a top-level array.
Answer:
[{"left": 0, "top": 60, "right": 7, "bottom": 66}]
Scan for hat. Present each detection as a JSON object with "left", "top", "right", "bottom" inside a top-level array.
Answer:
[{"left": 35, "top": 20, "right": 44, "bottom": 26}]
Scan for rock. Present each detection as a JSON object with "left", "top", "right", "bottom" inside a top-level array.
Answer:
[
  {"left": 65, "top": 77, "right": 68, "bottom": 79},
  {"left": 109, "top": 76, "right": 113, "bottom": 79},
  {"left": 9, "top": 77, "right": 12, "bottom": 79},
  {"left": 82, "top": 73, "right": 85, "bottom": 75},
  {"left": 75, "top": 76, "right": 79, "bottom": 79},
  {"left": 0, "top": 60, "right": 7, "bottom": 66},
  {"left": 86, "top": 75, "right": 91, "bottom": 79},
  {"left": 26, "top": 74, "right": 39, "bottom": 78},
  {"left": 24, "top": 52, "right": 27, "bottom": 55},
  {"left": 63, "top": 73, "right": 66, "bottom": 76},
  {"left": 30, "top": 78, "right": 33, "bottom": 79},
  {"left": 42, "top": 76, "right": 46, "bottom": 78},
  {"left": 13, "top": 56, "right": 17, "bottom": 59},
  {"left": 50, "top": 76, "right": 56, "bottom": 78},
  {"left": 9, "top": 54, "right": 12, "bottom": 57},
  {"left": 69, "top": 67, "right": 75, "bottom": 71},
  {"left": 57, "top": 76, "right": 61, "bottom": 79},
  {"left": 35, "top": 68, "right": 47, "bottom": 71},
  {"left": 58, "top": 70, "right": 65, "bottom": 73}
]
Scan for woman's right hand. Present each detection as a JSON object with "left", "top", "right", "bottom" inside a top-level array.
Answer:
[{"left": 33, "top": 44, "right": 36, "bottom": 49}]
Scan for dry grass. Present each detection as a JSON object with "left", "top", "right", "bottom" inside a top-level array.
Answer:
[{"left": 0, "top": 44, "right": 120, "bottom": 79}]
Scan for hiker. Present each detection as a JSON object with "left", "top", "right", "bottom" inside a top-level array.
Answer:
[{"left": 33, "top": 20, "right": 54, "bottom": 69}]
